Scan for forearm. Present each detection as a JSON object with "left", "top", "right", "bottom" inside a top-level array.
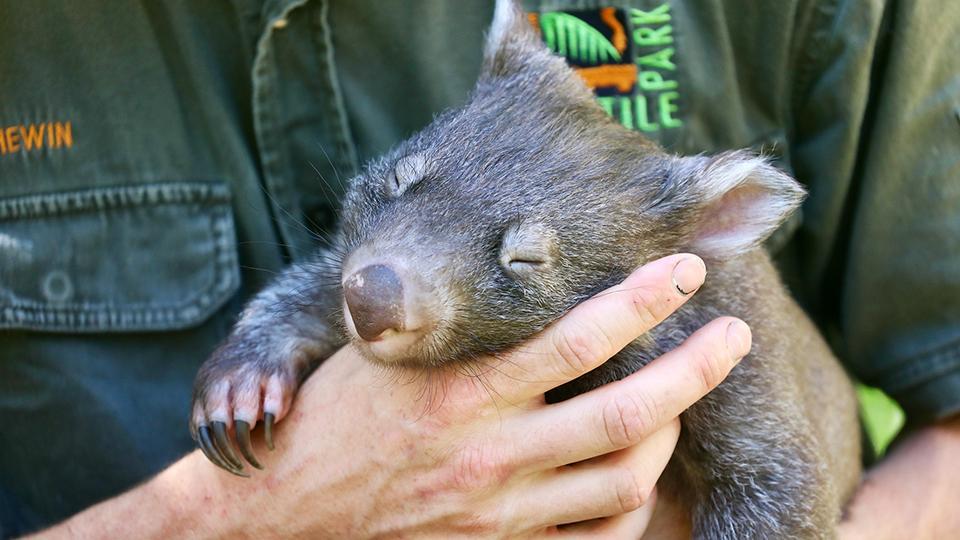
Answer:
[
  {"left": 839, "top": 414, "right": 960, "bottom": 539},
  {"left": 29, "top": 451, "right": 230, "bottom": 539}
]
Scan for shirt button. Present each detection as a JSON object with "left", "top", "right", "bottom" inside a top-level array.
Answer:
[
  {"left": 42, "top": 270, "right": 74, "bottom": 302},
  {"left": 272, "top": 18, "right": 289, "bottom": 30}
]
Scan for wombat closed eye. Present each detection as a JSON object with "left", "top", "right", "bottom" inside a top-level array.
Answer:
[{"left": 191, "top": 1, "right": 860, "bottom": 537}]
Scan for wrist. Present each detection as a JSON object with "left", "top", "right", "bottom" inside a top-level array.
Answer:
[
  {"left": 34, "top": 450, "right": 241, "bottom": 540},
  {"left": 837, "top": 416, "right": 960, "bottom": 540},
  {"left": 836, "top": 477, "right": 879, "bottom": 540},
  {"left": 145, "top": 450, "right": 242, "bottom": 539}
]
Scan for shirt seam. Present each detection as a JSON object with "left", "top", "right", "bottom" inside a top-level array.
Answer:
[
  {"left": 873, "top": 338, "right": 960, "bottom": 395},
  {"left": 790, "top": 0, "right": 842, "bottom": 120},
  {"left": 251, "top": 0, "right": 311, "bottom": 262},
  {"left": 313, "top": 0, "right": 359, "bottom": 178}
]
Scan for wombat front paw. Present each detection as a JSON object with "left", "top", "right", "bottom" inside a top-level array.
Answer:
[{"left": 189, "top": 345, "right": 300, "bottom": 476}]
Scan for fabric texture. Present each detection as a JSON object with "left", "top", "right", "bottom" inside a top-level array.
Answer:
[{"left": 0, "top": 0, "right": 957, "bottom": 535}]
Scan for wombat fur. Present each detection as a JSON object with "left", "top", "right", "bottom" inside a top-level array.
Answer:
[{"left": 191, "top": 1, "right": 861, "bottom": 538}]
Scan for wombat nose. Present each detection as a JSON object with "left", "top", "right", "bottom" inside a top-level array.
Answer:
[{"left": 343, "top": 264, "right": 405, "bottom": 341}]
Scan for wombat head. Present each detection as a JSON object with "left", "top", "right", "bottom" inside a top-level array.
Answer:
[{"left": 336, "top": 0, "right": 804, "bottom": 367}]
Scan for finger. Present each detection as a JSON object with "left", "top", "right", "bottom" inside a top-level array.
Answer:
[
  {"left": 211, "top": 421, "right": 244, "bottom": 470},
  {"left": 235, "top": 420, "right": 263, "bottom": 469},
  {"left": 554, "top": 490, "right": 658, "bottom": 538},
  {"left": 508, "top": 317, "right": 750, "bottom": 469},
  {"left": 514, "top": 420, "right": 679, "bottom": 531},
  {"left": 481, "top": 254, "right": 706, "bottom": 402}
]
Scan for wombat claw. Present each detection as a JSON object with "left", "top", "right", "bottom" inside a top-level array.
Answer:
[
  {"left": 195, "top": 414, "right": 273, "bottom": 475},
  {"left": 235, "top": 420, "right": 263, "bottom": 469},
  {"left": 264, "top": 412, "right": 275, "bottom": 451},
  {"left": 198, "top": 425, "right": 249, "bottom": 477},
  {"left": 211, "top": 421, "right": 244, "bottom": 470}
]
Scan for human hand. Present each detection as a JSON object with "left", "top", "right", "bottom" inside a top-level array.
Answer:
[
  {"left": 190, "top": 254, "right": 750, "bottom": 538},
  {"left": 33, "top": 254, "right": 750, "bottom": 539},
  {"left": 836, "top": 415, "right": 960, "bottom": 540}
]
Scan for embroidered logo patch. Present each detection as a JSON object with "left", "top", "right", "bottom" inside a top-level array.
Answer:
[
  {"left": 530, "top": 4, "right": 683, "bottom": 133},
  {"left": 0, "top": 121, "right": 74, "bottom": 156}
]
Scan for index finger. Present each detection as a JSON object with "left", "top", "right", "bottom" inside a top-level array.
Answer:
[
  {"left": 505, "top": 316, "right": 750, "bottom": 470},
  {"left": 483, "top": 253, "right": 707, "bottom": 401}
]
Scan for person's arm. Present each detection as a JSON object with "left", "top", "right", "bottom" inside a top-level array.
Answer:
[
  {"left": 29, "top": 451, "right": 231, "bottom": 539},
  {"left": 782, "top": 1, "right": 960, "bottom": 537},
  {"left": 837, "top": 415, "right": 960, "bottom": 540},
  {"left": 30, "top": 254, "right": 749, "bottom": 539}
]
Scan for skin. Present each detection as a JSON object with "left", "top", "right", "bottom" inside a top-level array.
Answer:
[
  {"left": 836, "top": 415, "right": 960, "bottom": 540},
  {"left": 24, "top": 256, "right": 960, "bottom": 538},
  {"left": 640, "top": 416, "right": 960, "bottom": 539},
  {"left": 30, "top": 255, "right": 750, "bottom": 538}
]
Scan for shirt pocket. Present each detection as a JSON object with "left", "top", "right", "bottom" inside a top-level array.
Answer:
[{"left": 0, "top": 182, "right": 239, "bottom": 332}]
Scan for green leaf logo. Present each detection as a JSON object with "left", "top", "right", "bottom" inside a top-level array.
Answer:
[{"left": 539, "top": 12, "right": 622, "bottom": 64}]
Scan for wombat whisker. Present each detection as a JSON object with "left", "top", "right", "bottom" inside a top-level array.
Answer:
[
  {"left": 306, "top": 233, "right": 346, "bottom": 255},
  {"left": 238, "top": 240, "right": 301, "bottom": 250},
  {"left": 308, "top": 160, "right": 345, "bottom": 208},
  {"left": 373, "top": 361, "right": 425, "bottom": 392},
  {"left": 240, "top": 265, "right": 282, "bottom": 276},
  {"left": 314, "top": 143, "right": 348, "bottom": 191},
  {"left": 470, "top": 371, "right": 506, "bottom": 421},
  {"left": 587, "top": 283, "right": 667, "bottom": 302},
  {"left": 254, "top": 174, "right": 329, "bottom": 249},
  {"left": 498, "top": 344, "right": 553, "bottom": 359},
  {"left": 464, "top": 359, "right": 523, "bottom": 412},
  {"left": 483, "top": 351, "right": 545, "bottom": 385},
  {"left": 272, "top": 283, "right": 339, "bottom": 312},
  {"left": 410, "top": 369, "right": 453, "bottom": 420}
]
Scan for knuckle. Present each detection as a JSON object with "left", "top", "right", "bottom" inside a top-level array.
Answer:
[
  {"left": 690, "top": 344, "right": 729, "bottom": 392},
  {"left": 601, "top": 393, "right": 658, "bottom": 448},
  {"left": 613, "top": 467, "right": 649, "bottom": 513},
  {"left": 493, "top": 498, "right": 525, "bottom": 536},
  {"left": 456, "top": 510, "right": 501, "bottom": 536},
  {"left": 627, "top": 285, "right": 666, "bottom": 328},
  {"left": 552, "top": 323, "right": 608, "bottom": 377},
  {"left": 449, "top": 442, "right": 510, "bottom": 493}
]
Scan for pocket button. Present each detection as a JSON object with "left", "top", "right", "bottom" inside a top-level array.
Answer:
[{"left": 41, "top": 270, "right": 73, "bottom": 303}]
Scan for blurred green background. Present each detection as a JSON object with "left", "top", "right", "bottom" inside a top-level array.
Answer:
[{"left": 857, "top": 384, "right": 905, "bottom": 457}]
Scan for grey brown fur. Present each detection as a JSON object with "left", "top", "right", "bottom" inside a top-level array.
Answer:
[{"left": 191, "top": 1, "right": 860, "bottom": 537}]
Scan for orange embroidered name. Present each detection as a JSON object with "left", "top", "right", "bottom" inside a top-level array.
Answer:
[{"left": 0, "top": 121, "right": 73, "bottom": 155}]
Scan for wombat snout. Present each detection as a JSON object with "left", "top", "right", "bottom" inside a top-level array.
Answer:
[
  {"left": 341, "top": 255, "right": 443, "bottom": 364},
  {"left": 343, "top": 264, "right": 405, "bottom": 341}
]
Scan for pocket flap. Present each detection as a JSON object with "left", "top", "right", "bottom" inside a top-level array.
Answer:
[{"left": 0, "top": 182, "right": 240, "bottom": 332}]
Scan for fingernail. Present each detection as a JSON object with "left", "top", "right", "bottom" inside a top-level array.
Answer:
[
  {"left": 672, "top": 256, "right": 706, "bottom": 296},
  {"left": 726, "top": 320, "right": 752, "bottom": 359}
]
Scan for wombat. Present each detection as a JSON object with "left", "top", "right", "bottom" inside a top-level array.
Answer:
[{"left": 190, "top": 1, "right": 861, "bottom": 538}]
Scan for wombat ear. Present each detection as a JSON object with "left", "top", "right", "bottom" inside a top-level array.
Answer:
[
  {"left": 482, "top": 0, "right": 552, "bottom": 77},
  {"left": 660, "top": 152, "right": 806, "bottom": 259}
]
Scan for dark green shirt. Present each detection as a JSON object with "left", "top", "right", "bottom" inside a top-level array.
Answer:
[{"left": 1, "top": 0, "right": 958, "bottom": 535}]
